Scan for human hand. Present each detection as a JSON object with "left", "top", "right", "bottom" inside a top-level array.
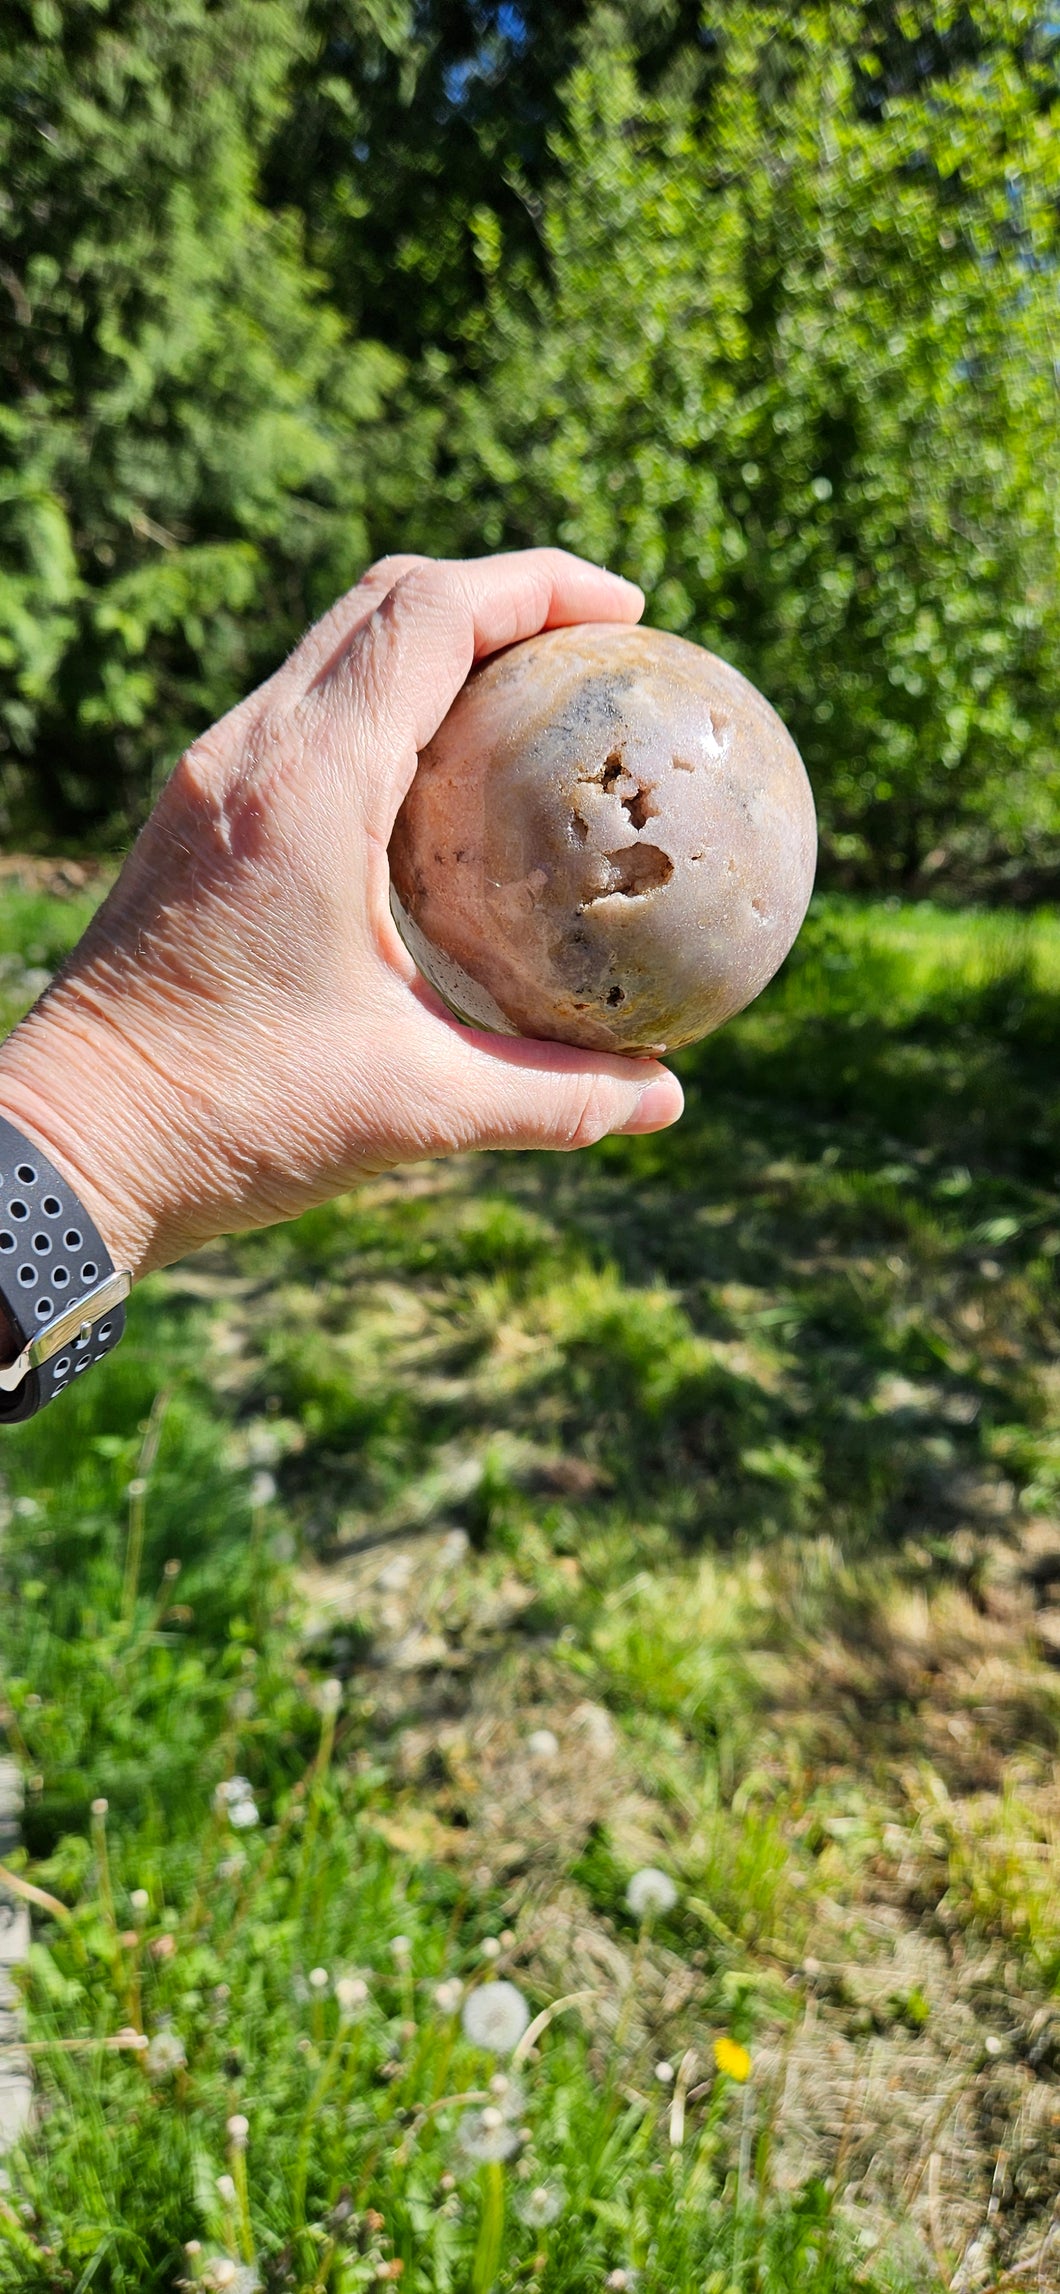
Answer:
[{"left": 0, "top": 550, "right": 683, "bottom": 1286}]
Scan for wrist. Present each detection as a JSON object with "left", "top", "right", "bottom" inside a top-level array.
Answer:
[
  {"left": 0, "top": 1085, "right": 136, "bottom": 1413},
  {"left": 0, "top": 978, "right": 205, "bottom": 1284}
]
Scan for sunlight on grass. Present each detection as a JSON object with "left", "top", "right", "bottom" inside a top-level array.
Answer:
[{"left": 2, "top": 888, "right": 1059, "bottom": 2288}]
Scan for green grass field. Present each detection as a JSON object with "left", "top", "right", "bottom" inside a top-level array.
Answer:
[{"left": 1, "top": 880, "right": 1059, "bottom": 2294}]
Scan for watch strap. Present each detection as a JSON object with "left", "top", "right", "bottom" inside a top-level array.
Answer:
[{"left": 0, "top": 1116, "right": 128, "bottom": 1423}]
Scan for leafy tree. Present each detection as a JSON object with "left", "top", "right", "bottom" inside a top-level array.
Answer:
[
  {"left": 3, "top": 0, "right": 1060, "bottom": 887},
  {"left": 379, "top": 2, "right": 1060, "bottom": 886},
  {"left": 265, "top": 0, "right": 722, "bottom": 356},
  {"left": 0, "top": 0, "right": 398, "bottom": 841}
]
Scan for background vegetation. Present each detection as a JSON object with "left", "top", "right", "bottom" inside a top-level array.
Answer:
[
  {"left": 4, "top": 3, "right": 1060, "bottom": 2287},
  {"left": 3, "top": 0, "right": 1060, "bottom": 888},
  {"left": 2, "top": 880, "right": 1060, "bottom": 2290}
]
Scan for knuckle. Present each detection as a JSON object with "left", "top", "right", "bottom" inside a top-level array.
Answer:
[
  {"left": 360, "top": 552, "right": 432, "bottom": 592},
  {"left": 379, "top": 562, "right": 446, "bottom": 614},
  {"left": 168, "top": 701, "right": 286, "bottom": 859},
  {"left": 170, "top": 728, "right": 230, "bottom": 812},
  {"left": 370, "top": 564, "right": 465, "bottom": 662},
  {"left": 561, "top": 1079, "right": 614, "bottom": 1153}
]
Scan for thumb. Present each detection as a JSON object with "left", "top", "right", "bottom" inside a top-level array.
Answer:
[{"left": 392, "top": 1007, "right": 685, "bottom": 1156}]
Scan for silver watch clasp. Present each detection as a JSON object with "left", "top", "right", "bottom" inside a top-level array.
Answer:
[{"left": 0, "top": 1270, "right": 132, "bottom": 1393}]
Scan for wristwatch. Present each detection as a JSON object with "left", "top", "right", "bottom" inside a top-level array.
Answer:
[{"left": 0, "top": 1116, "right": 130, "bottom": 1423}]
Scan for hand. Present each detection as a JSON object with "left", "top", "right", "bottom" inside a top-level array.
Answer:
[{"left": 0, "top": 550, "right": 683, "bottom": 1287}]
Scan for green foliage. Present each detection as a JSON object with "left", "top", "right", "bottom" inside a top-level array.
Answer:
[
  {"left": 0, "top": 0, "right": 398, "bottom": 839},
  {"left": 4, "top": 2, "right": 1060, "bottom": 879},
  {"left": 3, "top": 884, "right": 1060, "bottom": 2283},
  {"left": 388, "top": 4, "right": 1060, "bottom": 886}
]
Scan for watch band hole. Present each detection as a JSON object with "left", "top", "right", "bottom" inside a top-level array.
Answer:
[
  {"left": 64, "top": 1228, "right": 82, "bottom": 1250},
  {"left": 15, "top": 1164, "right": 37, "bottom": 1185},
  {"left": 32, "top": 1233, "right": 51, "bottom": 1254},
  {"left": 9, "top": 1201, "right": 28, "bottom": 1220},
  {"left": 81, "top": 1261, "right": 99, "bottom": 1283},
  {"left": 35, "top": 1298, "right": 53, "bottom": 1320},
  {"left": 53, "top": 1356, "right": 71, "bottom": 1376},
  {"left": 52, "top": 1266, "right": 69, "bottom": 1287},
  {"left": 17, "top": 1265, "right": 36, "bottom": 1286},
  {"left": 41, "top": 1194, "right": 62, "bottom": 1217},
  {"left": 0, "top": 1233, "right": 13, "bottom": 1253},
  {"left": 98, "top": 1321, "right": 113, "bottom": 1341},
  {"left": 74, "top": 1359, "right": 89, "bottom": 1374}
]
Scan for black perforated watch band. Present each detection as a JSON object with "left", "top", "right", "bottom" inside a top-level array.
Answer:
[{"left": 0, "top": 1117, "right": 129, "bottom": 1423}]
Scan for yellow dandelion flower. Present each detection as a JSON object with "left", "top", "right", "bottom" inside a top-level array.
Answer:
[{"left": 713, "top": 2035, "right": 751, "bottom": 2083}]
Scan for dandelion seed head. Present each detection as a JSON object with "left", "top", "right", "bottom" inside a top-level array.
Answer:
[
  {"left": 218, "top": 1853, "right": 246, "bottom": 1881},
  {"left": 91, "top": 1797, "right": 108, "bottom": 1818},
  {"left": 316, "top": 1677, "right": 342, "bottom": 1715},
  {"left": 480, "top": 1936, "right": 501, "bottom": 1961},
  {"left": 433, "top": 1977, "right": 463, "bottom": 2014},
  {"left": 336, "top": 1976, "right": 369, "bottom": 2017},
  {"left": 461, "top": 1980, "right": 530, "bottom": 2055},
  {"left": 130, "top": 1888, "right": 150, "bottom": 1916},
  {"left": 526, "top": 1729, "right": 559, "bottom": 1761},
  {"left": 654, "top": 2060, "right": 674, "bottom": 2085},
  {"left": 516, "top": 2180, "right": 565, "bottom": 2228},
  {"left": 625, "top": 1867, "right": 677, "bottom": 1919},
  {"left": 308, "top": 1966, "right": 329, "bottom": 1991},
  {"left": 984, "top": 2034, "right": 1003, "bottom": 2057},
  {"left": 214, "top": 1777, "right": 254, "bottom": 1809},
  {"left": 215, "top": 2173, "right": 237, "bottom": 2205},
  {"left": 389, "top": 1934, "right": 412, "bottom": 1962},
  {"left": 226, "top": 2114, "right": 249, "bottom": 2147},
  {"left": 455, "top": 2109, "right": 520, "bottom": 2167},
  {"left": 146, "top": 2030, "right": 186, "bottom": 2079},
  {"left": 249, "top": 1470, "right": 276, "bottom": 1508},
  {"left": 481, "top": 2106, "right": 504, "bottom": 2131},
  {"left": 486, "top": 2072, "right": 526, "bottom": 2121},
  {"left": 228, "top": 1799, "right": 259, "bottom": 1830}
]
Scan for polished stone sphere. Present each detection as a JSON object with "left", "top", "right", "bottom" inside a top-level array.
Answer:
[{"left": 389, "top": 623, "right": 816, "bottom": 1055}]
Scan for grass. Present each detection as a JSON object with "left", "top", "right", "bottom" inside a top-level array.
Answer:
[{"left": 0, "top": 882, "right": 1059, "bottom": 2292}]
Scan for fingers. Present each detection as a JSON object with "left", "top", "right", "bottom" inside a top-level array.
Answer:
[
  {"left": 282, "top": 554, "right": 434, "bottom": 690},
  {"left": 306, "top": 548, "right": 645, "bottom": 828},
  {"left": 382, "top": 1000, "right": 684, "bottom": 1157}
]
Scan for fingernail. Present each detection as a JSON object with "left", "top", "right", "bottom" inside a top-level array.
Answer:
[{"left": 615, "top": 1074, "right": 684, "bottom": 1135}]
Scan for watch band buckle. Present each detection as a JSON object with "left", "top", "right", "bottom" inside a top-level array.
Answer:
[{"left": 0, "top": 1270, "right": 132, "bottom": 1393}]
